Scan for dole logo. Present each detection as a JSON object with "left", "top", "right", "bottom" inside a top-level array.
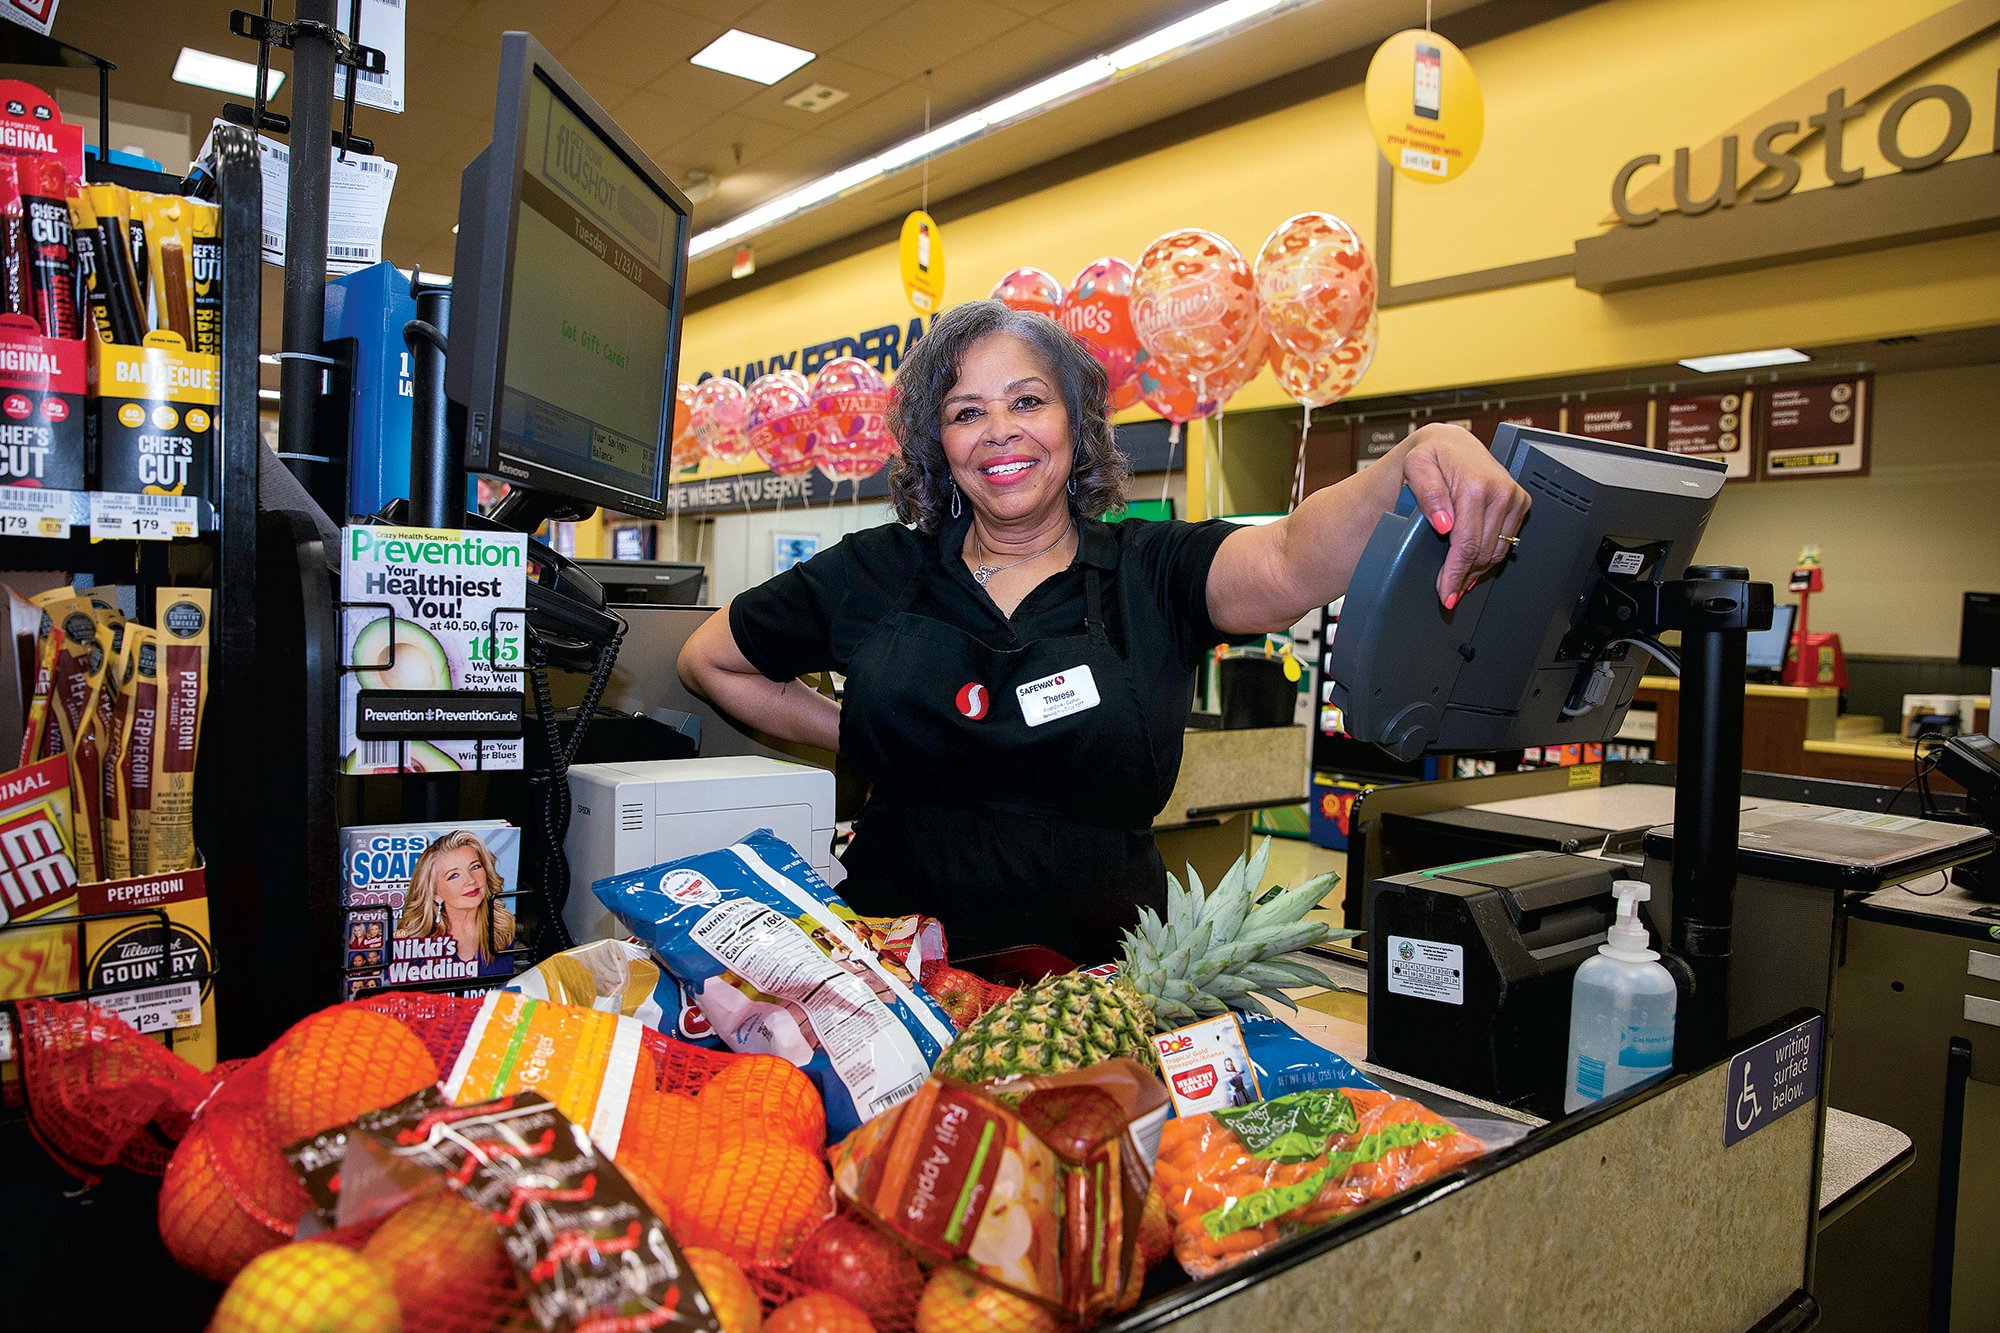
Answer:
[{"left": 1155, "top": 1033, "right": 1196, "bottom": 1056}]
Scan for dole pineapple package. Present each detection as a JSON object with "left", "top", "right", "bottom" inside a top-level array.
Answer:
[{"left": 593, "top": 828, "right": 956, "bottom": 1139}]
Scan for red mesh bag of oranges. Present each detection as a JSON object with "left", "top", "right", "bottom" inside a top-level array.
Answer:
[{"left": 1153, "top": 1086, "right": 1485, "bottom": 1279}]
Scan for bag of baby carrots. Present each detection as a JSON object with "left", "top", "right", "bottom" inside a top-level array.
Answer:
[{"left": 1154, "top": 1085, "right": 1484, "bottom": 1278}]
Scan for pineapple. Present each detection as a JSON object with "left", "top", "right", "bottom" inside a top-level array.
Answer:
[{"left": 934, "top": 839, "right": 1341, "bottom": 1082}]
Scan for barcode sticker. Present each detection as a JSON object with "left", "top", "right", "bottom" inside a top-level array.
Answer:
[
  {"left": 334, "top": 0, "right": 407, "bottom": 114},
  {"left": 231, "top": 118, "right": 399, "bottom": 273},
  {"left": 95, "top": 979, "right": 204, "bottom": 1035},
  {"left": 90, "top": 491, "right": 200, "bottom": 540},
  {"left": 0, "top": 1011, "right": 12, "bottom": 1063},
  {"left": 360, "top": 739, "right": 400, "bottom": 770},
  {"left": 0, "top": 485, "right": 73, "bottom": 538}
]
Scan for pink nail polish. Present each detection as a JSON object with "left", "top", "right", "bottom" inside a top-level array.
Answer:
[
  {"left": 1430, "top": 510, "right": 1454, "bottom": 535},
  {"left": 1445, "top": 591, "right": 1461, "bottom": 610}
]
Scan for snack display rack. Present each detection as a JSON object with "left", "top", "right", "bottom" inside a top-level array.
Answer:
[{"left": 0, "top": 36, "right": 265, "bottom": 1063}]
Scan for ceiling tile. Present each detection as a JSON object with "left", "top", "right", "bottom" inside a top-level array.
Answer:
[
  {"left": 923, "top": 20, "right": 1090, "bottom": 115},
  {"left": 651, "top": 0, "right": 764, "bottom": 22},
  {"left": 558, "top": 2, "right": 725, "bottom": 88},
  {"left": 731, "top": 57, "right": 900, "bottom": 130},
  {"left": 639, "top": 58, "right": 772, "bottom": 114},
  {"left": 1037, "top": 0, "right": 1183, "bottom": 41},
  {"left": 736, "top": 0, "right": 904, "bottom": 52},
  {"left": 664, "top": 113, "right": 800, "bottom": 178},
  {"left": 402, "top": 37, "right": 508, "bottom": 117},
  {"left": 609, "top": 90, "right": 723, "bottom": 161},
  {"left": 434, "top": 0, "right": 615, "bottom": 54},
  {"left": 406, "top": 0, "right": 478, "bottom": 35},
  {"left": 800, "top": 82, "right": 931, "bottom": 150},
  {"left": 830, "top": 0, "right": 1029, "bottom": 79}
]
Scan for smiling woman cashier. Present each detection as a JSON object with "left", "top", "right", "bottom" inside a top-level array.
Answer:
[{"left": 680, "top": 300, "right": 1528, "bottom": 963}]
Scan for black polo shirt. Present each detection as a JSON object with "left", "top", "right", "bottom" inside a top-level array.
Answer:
[
  {"left": 729, "top": 511, "right": 1252, "bottom": 808},
  {"left": 731, "top": 510, "right": 1246, "bottom": 681}
]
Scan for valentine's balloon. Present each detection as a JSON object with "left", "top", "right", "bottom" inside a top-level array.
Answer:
[
  {"left": 747, "top": 370, "right": 821, "bottom": 476},
  {"left": 990, "top": 267, "right": 1063, "bottom": 318},
  {"left": 1133, "top": 346, "right": 1204, "bottom": 427},
  {"left": 1130, "top": 228, "right": 1260, "bottom": 389},
  {"left": 671, "top": 382, "right": 699, "bottom": 471},
  {"left": 1057, "top": 256, "right": 1140, "bottom": 402},
  {"left": 691, "top": 376, "right": 753, "bottom": 464},
  {"left": 1208, "top": 318, "right": 1273, "bottom": 406},
  {"left": 1271, "top": 313, "right": 1378, "bottom": 409},
  {"left": 811, "top": 357, "right": 898, "bottom": 482},
  {"left": 1254, "top": 212, "right": 1376, "bottom": 358}
]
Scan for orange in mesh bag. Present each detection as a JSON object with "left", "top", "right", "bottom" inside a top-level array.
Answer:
[{"left": 1153, "top": 1086, "right": 1484, "bottom": 1279}]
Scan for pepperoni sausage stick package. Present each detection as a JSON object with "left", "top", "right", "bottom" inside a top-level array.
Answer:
[
  {"left": 594, "top": 828, "right": 957, "bottom": 1140},
  {"left": 1153, "top": 1086, "right": 1485, "bottom": 1279}
]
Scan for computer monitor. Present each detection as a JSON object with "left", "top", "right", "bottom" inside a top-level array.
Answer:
[
  {"left": 1329, "top": 425, "right": 1727, "bottom": 759},
  {"left": 447, "top": 32, "right": 691, "bottom": 520},
  {"left": 577, "top": 558, "right": 707, "bottom": 607},
  {"left": 1745, "top": 602, "right": 1796, "bottom": 678},
  {"left": 1961, "top": 592, "right": 2000, "bottom": 668}
]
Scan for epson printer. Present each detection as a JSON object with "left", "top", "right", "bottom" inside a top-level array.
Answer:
[{"left": 563, "top": 756, "right": 838, "bottom": 942}]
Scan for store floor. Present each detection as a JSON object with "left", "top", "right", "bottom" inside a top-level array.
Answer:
[{"left": 1263, "top": 836, "right": 1348, "bottom": 926}]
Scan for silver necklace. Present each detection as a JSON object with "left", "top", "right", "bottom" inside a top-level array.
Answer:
[{"left": 972, "top": 520, "right": 1072, "bottom": 586}]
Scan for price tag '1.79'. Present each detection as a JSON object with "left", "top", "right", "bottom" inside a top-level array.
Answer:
[
  {"left": 90, "top": 492, "right": 199, "bottom": 541},
  {"left": 0, "top": 486, "right": 74, "bottom": 538}
]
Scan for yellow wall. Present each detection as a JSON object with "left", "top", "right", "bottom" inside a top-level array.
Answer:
[{"left": 682, "top": 0, "right": 2000, "bottom": 414}]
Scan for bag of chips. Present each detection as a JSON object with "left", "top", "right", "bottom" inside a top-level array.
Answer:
[
  {"left": 1154, "top": 1086, "right": 1484, "bottom": 1279},
  {"left": 593, "top": 829, "right": 957, "bottom": 1140}
]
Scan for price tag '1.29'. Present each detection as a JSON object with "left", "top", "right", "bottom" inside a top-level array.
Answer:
[{"left": 90, "top": 492, "right": 199, "bottom": 541}]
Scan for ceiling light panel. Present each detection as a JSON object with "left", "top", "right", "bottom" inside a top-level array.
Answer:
[
  {"left": 690, "top": 30, "right": 816, "bottom": 85},
  {"left": 1677, "top": 348, "right": 1811, "bottom": 373},
  {"left": 173, "top": 47, "right": 285, "bottom": 98},
  {"left": 688, "top": 0, "right": 1313, "bottom": 258}
]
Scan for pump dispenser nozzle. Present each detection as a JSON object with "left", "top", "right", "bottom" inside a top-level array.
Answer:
[{"left": 1603, "top": 880, "right": 1659, "bottom": 962}]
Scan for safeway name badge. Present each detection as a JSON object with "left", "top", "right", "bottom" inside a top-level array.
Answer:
[{"left": 1016, "top": 664, "right": 1100, "bottom": 727}]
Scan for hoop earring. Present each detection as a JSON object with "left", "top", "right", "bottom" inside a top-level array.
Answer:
[
  {"left": 1067, "top": 477, "right": 1076, "bottom": 497},
  {"left": 949, "top": 481, "right": 962, "bottom": 518}
]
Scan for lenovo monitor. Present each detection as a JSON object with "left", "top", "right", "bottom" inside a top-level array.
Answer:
[
  {"left": 447, "top": 32, "right": 691, "bottom": 520},
  {"left": 1329, "top": 425, "right": 1727, "bottom": 759}
]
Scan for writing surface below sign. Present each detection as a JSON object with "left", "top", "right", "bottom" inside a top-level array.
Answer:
[
  {"left": 1661, "top": 390, "right": 1752, "bottom": 480},
  {"left": 1724, "top": 1014, "right": 1822, "bottom": 1145},
  {"left": 1763, "top": 375, "right": 1870, "bottom": 479}
]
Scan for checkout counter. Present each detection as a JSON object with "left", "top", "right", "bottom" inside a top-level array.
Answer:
[{"left": 1343, "top": 760, "right": 1996, "bottom": 1331}]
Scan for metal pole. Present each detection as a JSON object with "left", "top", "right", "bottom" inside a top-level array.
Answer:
[
  {"left": 405, "top": 284, "right": 458, "bottom": 528},
  {"left": 1671, "top": 564, "right": 1749, "bottom": 1066},
  {"left": 278, "top": 0, "right": 340, "bottom": 515}
]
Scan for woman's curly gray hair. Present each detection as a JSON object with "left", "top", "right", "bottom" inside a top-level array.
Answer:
[{"left": 888, "top": 299, "right": 1129, "bottom": 532}]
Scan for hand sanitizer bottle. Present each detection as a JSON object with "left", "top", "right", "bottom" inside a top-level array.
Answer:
[{"left": 1564, "top": 880, "right": 1677, "bottom": 1113}]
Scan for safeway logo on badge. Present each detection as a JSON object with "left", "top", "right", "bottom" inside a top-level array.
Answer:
[
  {"left": 955, "top": 682, "right": 988, "bottom": 720},
  {"left": 1172, "top": 1066, "right": 1218, "bottom": 1099}
]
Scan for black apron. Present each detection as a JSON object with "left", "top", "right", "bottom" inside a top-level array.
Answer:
[{"left": 836, "top": 542, "right": 1172, "bottom": 965}]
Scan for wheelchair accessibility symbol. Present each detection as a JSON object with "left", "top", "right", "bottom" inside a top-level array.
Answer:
[{"left": 1724, "top": 1015, "right": 1821, "bottom": 1146}]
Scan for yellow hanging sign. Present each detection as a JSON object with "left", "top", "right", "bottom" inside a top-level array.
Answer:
[
  {"left": 1364, "top": 29, "right": 1483, "bottom": 184},
  {"left": 900, "top": 210, "right": 945, "bottom": 314}
]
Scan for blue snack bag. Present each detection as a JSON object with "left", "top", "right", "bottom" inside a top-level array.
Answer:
[
  {"left": 593, "top": 829, "right": 958, "bottom": 1139},
  {"left": 1235, "top": 1008, "right": 1379, "bottom": 1099}
]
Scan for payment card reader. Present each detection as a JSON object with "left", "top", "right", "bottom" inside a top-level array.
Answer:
[{"left": 1368, "top": 851, "right": 1645, "bottom": 1115}]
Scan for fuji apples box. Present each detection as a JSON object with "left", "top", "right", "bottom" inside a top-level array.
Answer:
[{"left": 0, "top": 754, "right": 216, "bottom": 1070}]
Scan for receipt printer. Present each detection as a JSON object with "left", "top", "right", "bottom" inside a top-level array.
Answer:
[
  {"left": 1368, "top": 851, "right": 1640, "bottom": 1114},
  {"left": 564, "top": 756, "right": 837, "bottom": 943}
]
